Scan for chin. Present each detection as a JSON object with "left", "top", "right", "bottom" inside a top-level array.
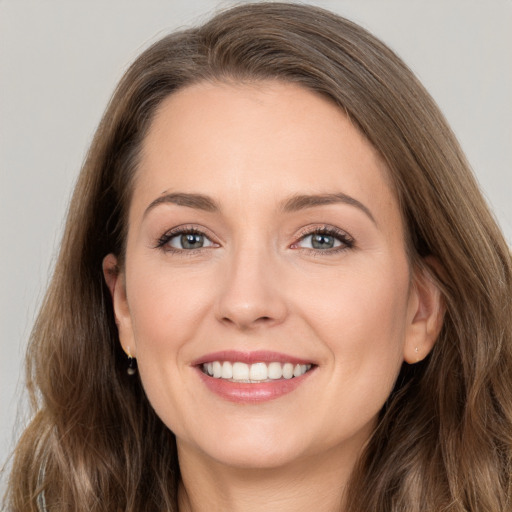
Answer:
[
  {"left": 175, "top": 418, "right": 316, "bottom": 470},
  {"left": 203, "top": 441, "right": 308, "bottom": 470}
]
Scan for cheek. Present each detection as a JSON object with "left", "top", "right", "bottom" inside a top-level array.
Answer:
[
  {"left": 297, "top": 263, "right": 410, "bottom": 433},
  {"left": 124, "top": 259, "right": 218, "bottom": 414},
  {"left": 124, "top": 261, "right": 214, "bottom": 435},
  {"left": 297, "top": 260, "right": 410, "bottom": 375},
  {"left": 127, "top": 259, "right": 212, "bottom": 345}
]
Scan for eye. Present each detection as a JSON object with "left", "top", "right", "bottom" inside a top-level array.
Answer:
[
  {"left": 156, "top": 228, "right": 217, "bottom": 251},
  {"left": 169, "top": 232, "right": 213, "bottom": 250},
  {"left": 300, "top": 233, "right": 340, "bottom": 250},
  {"left": 293, "top": 227, "right": 354, "bottom": 252}
]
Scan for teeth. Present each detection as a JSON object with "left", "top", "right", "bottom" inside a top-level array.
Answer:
[
  {"left": 201, "top": 361, "right": 312, "bottom": 382},
  {"left": 268, "top": 362, "right": 282, "bottom": 380},
  {"left": 221, "top": 361, "right": 232, "bottom": 379},
  {"left": 282, "top": 363, "right": 294, "bottom": 379},
  {"left": 232, "top": 362, "right": 249, "bottom": 380},
  {"left": 293, "top": 364, "right": 307, "bottom": 377},
  {"left": 213, "top": 361, "right": 222, "bottom": 378},
  {"left": 249, "top": 362, "right": 268, "bottom": 381}
]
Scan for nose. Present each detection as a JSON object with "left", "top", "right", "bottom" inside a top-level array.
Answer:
[{"left": 215, "top": 245, "right": 288, "bottom": 330}]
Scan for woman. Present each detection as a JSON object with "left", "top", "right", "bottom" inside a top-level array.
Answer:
[{"left": 5, "top": 2, "right": 512, "bottom": 511}]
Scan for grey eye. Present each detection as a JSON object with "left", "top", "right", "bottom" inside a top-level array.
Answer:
[
  {"left": 169, "top": 232, "right": 214, "bottom": 250},
  {"left": 311, "top": 233, "right": 337, "bottom": 249},
  {"left": 299, "top": 233, "right": 342, "bottom": 250}
]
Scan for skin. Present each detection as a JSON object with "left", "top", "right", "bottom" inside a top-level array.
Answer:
[{"left": 104, "top": 81, "right": 443, "bottom": 511}]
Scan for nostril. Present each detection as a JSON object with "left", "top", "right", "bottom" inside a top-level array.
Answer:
[
  {"left": 220, "top": 314, "right": 275, "bottom": 329},
  {"left": 255, "top": 316, "right": 274, "bottom": 324}
]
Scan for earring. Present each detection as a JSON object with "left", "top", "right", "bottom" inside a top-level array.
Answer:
[{"left": 127, "top": 355, "right": 137, "bottom": 376}]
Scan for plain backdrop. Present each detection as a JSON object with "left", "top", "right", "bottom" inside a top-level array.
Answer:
[{"left": 1, "top": 0, "right": 511, "bottom": 483}]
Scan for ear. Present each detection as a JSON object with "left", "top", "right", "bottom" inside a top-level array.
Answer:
[
  {"left": 102, "top": 254, "right": 136, "bottom": 358},
  {"left": 403, "top": 258, "right": 445, "bottom": 364}
]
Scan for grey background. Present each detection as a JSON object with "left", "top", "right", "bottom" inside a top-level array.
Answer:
[{"left": 1, "top": 0, "right": 511, "bottom": 483}]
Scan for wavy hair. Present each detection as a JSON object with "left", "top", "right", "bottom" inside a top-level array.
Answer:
[{"left": 5, "top": 3, "right": 512, "bottom": 511}]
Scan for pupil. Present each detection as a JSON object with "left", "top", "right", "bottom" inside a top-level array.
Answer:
[
  {"left": 312, "top": 234, "right": 334, "bottom": 249},
  {"left": 181, "top": 233, "right": 203, "bottom": 249}
]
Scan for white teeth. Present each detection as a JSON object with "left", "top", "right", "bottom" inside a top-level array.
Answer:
[
  {"left": 282, "top": 363, "right": 294, "bottom": 379},
  {"left": 232, "top": 362, "right": 249, "bottom": 380},
  {"left": 221, "top": 361, "right": 233, "bottom": 379},
  {"left": 213, "top": 361, "right": 222, "bottom": 378},
  {"left": 249, "top": 362, "right": 268, "bottom": 381},
  {"left": 268, "top": 362, "right": 282, "bottom": 379},
  {"left": 201, "top": 360, "right": 313, "bottom": 382}
]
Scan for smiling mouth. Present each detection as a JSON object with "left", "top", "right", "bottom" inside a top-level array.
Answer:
[{"left": 201, "top": 361, "right": 314, "bottom": 383}]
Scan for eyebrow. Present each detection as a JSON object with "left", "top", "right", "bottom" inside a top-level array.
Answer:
[
  {"left": 143, "top": 191, "right": 376, "bottom": 225},
  {"left": 144, "top": 192, "right": 220, "bottom": 218},
  {"left": 281, "top": 193, "right": 376, "bottom": 225}
]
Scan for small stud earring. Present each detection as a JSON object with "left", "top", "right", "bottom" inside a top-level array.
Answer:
[{"left": 127, "top": 354, "right": 137, "bottom": 376}]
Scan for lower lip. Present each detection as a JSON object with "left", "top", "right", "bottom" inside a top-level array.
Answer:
[{"left": 196, "top": 367, "right": 315, "bottom": 403}]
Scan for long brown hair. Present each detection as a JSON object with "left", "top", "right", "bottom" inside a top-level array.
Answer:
[{"left": 5, "top": 3, "right": 512, "bottom": 511}]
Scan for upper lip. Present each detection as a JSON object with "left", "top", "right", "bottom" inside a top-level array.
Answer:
[{"left": 191, "top": 350, "right": 316, "bottom": 366}]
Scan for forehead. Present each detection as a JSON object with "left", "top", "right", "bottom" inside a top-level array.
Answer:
[{"left": 132, "top": 80, "right": 399, "bottom": 227}]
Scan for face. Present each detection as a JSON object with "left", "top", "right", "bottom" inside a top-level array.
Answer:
[{"left": 105, "top": 81, "right": 440, "bottom": 471}]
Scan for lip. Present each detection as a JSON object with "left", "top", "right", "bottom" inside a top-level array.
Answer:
[
  {"left": 192, "top": 350, "right": 317, "bottom": 403},
  {"left": 191, "top": 350, "right": 315, "bottom": 366},
  {"left": 196, "top": 367, "right": 315, "bottom": 403}
]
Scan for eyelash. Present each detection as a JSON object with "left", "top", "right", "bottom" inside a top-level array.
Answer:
[
  {"left": 154, "top": 226, "right": 216, "bottom": 254},
  {"left": 154, "top": 225, "right": 355, "bottom": 254},
  {"left": 292, "top": 226, "right": 355, "bottom": 254}
]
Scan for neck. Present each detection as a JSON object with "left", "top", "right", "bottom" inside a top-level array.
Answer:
[{"left": 177, "top": 441, "right": 362, "bottom": 512}]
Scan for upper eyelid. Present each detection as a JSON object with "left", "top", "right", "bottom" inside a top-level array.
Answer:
[
  {"left": 294, "top": 224, "right": 353, "bottom": 240},
  {"left": 162, "top": 224, "right": 219, "bottom": 240}
]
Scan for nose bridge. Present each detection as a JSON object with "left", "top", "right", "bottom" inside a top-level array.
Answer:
[{"left": 215, "top": 235, "right": 287, "bottom": 329}]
